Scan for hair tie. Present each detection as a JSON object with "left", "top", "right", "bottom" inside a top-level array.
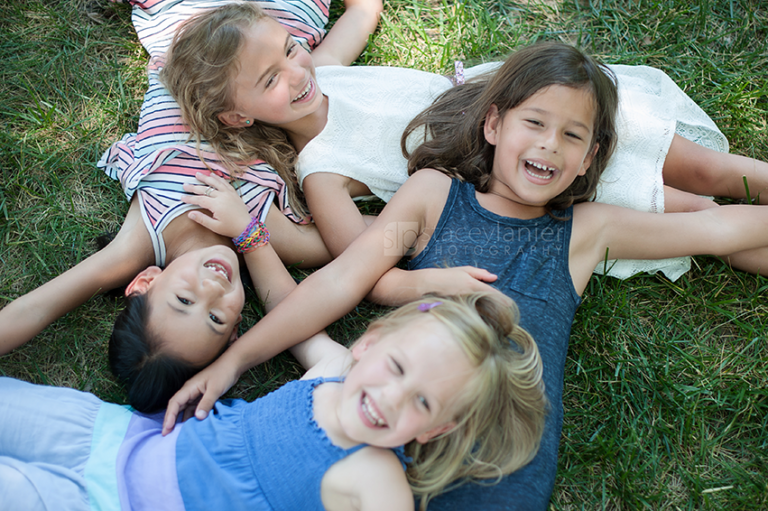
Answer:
[
  {"left": 232, "top": 217, "right": 269, "bottom": 253},
  {"left": 453, "top": 61, "right": 465, "bottom": 86},
  {"left": 418, "top": 301, "right": 442, "bottom": 312}
]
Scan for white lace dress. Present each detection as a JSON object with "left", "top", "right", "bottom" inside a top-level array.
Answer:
[
  {"left": 594, "top": 64, "right": 728, "bottom": 280},
  {"left": 298, "top": 64, "right": 728, "bottom": 281},
  {"left": 297, "top": 65, "right": 453, "bottom": 202}
]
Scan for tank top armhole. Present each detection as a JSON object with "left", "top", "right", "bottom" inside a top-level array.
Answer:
[
  {"left": 553, "top": 207, "right": 582, "bottom": 304},
  {"left": 408, "top": 178, "right": 461, "bottom": 269}
]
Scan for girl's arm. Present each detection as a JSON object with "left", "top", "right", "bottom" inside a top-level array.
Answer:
[
  {"left": 162, "top": 170, "right": 438, "bottom": 434},
  {"left": 302, "top": 172, "right": 372, "bottom": 257},
  {"left": 304, "top": 170, "right": 503, "bottom": 304},
  {"left": 263, "top": 205, "right": 333, "bottom": 269},
  {"left": 310, "top": 0, "right": 383, "bottom": 67},
  {"left": 570, "top": 200, "right": 768, "bottom": 294},
  {"left": 0, "top": 196, "right": 154, "bottom": 355},
  {"left": 368, "top": 265, "right": 504, "bottom": 306}
]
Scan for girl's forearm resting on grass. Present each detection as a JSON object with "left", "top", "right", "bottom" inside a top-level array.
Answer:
[
  {"left": 309, "top": 0, "right": 383, "bottom": 66},
  {"left": 0, "top": 197, "right": 154, "bottom": 356}
]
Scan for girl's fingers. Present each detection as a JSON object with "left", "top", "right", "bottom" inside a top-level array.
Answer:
[
  {"left": 460, "top": 266, "right": 498, "bottom": 282},
  {"left": 180, "top": 193, "right": 202, "bottom": 206},
  {"left": 183, "top": 182, "right": 213, "bottom": 196},
  {"left": 194, "top": 391, "right": 219, "bottom": 421},
  {"left": 187, "top": 210, "right": 217, "bottom": 230},
  {"left": 195, "top": 172, "right": 236, "bottom": 192}
]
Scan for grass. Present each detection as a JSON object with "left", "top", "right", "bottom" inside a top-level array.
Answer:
[{"left": 0, "top": 0, "right": 767, "bottom": 508}]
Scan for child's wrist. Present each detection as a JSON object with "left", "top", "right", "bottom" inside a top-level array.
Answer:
[{"left": 232, "top": 217, "right": 270, "bottom": 253}]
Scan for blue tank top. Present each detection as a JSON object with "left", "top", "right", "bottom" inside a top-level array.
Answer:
[
  {"left": 175, "top": 377, "right": 406, "bottom": 511},
  {"left": 409, "top": 179, "right": 581, "bottom": 509}
]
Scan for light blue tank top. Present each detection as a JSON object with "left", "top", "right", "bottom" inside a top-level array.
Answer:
[{"left": 175, "top": 377, "right": 408, "bottom": 511}]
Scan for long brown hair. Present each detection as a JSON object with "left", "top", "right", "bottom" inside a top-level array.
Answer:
[
  {"left": 160, "top": 3, "right": 308, "bottom": 218},
  {"left": 404, "top": 42, "right": 618, "bottom": 211}
]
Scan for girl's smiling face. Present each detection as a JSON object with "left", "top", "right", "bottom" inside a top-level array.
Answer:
[
  {"left": 484, "top": 84, "right": 598, "bottom": 213},
  {"left": 336, "top": 317, "right": 476, "bottom": 448},
  {"left": 218, "top": 17, "right": 323, "bottom": 129},
  {"left": 126, "top": 245, "right": 245, "bottom": 366}
]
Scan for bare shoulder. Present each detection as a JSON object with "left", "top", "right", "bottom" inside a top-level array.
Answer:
[
  {"left": 571, "top": 201, "right": 615, "bottom": 239},
  {"left": 322, "top": 447, "right": 413, "bottom": 511},
  {"left": 393, "top": 168, "right": 452, "bottom": 211},
  {"left": 407, "top": 168, "right": 453, "bottom": 188}
]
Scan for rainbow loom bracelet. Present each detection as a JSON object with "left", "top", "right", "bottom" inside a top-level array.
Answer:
[{"left": 232, "top": 217, "right": 270, "bottom": 253}]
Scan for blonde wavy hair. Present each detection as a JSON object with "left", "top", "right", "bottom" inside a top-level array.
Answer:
[
  {"left": 160, "top": 3, "right": 308, "bottom": 218},
  {"left": 361, "top": 292, "right": 547, "bottom": 509}
]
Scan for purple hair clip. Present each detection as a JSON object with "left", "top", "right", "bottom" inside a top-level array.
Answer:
[
  {"left": 418, "top": 301, "right": 442, "bottom": 312},
  {"left": 453, "top": 61, "right": 465, "bottom": 86}
]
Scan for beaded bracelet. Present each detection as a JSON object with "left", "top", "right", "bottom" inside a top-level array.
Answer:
[{"left": 232, "top": 217, "right": 270, "bottom": 253}]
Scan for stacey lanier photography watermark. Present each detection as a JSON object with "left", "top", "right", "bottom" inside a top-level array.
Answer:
[{"left": 383, "top": 222, "right": 567, "bottom": 257}]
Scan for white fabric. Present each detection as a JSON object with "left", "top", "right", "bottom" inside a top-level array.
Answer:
[
  {"left": 298, "top": 63, "right": 728, "bottom": 281},
  {"left": 594, "top": 64, "right": 728, "bottom": 280},
  {"left": 297, "top": 65, "right": 452, "bottom": 202}
]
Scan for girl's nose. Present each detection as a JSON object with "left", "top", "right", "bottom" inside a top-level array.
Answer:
[
  {"left": 289, "top": 61, "right": 306, "bottom": 87},
  {"left": 540, "top": 129, "right": 560, "bottom": 153},
  {"left": 383, "top": 382, "right": 407, "bottom": 408},
  {"left": 201, "top": 276, "right": 226, "bottom": 294}
]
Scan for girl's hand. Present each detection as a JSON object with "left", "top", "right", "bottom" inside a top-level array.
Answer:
[
  {"left": 369, "top": 266, "right": 508, "bottom": 306},
  {"left": 182, "top": 172, "right": 252, "bottom": 238},
  {"left": 415, "top": 266, "right": 510, "bottom": 301},
  {"left": 162, "top": 356, "right": 241, "bottom": 435}
]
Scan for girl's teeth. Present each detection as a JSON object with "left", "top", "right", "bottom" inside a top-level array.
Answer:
[
  {"left": 527, "top": 160, "right": 555, "bottom": 172},
  {"left": 362, "top": 394, "right": 386, "bottom": 427},
  {"left": 205, "top": 262, "right": 228, "bottom": 279},
  {"left": 293, "top": 81, "right": 311, "bottom": 102},
  {"left": 525, "top": 160, "right": 555, "bottom": 180}
]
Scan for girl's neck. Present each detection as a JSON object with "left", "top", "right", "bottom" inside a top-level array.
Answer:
[
  {"left": 281, "top": 95, "right": 330, "bottom": 153},
  {"left": 162, "top": 213, "right": 233, "bottom": 264},
  {"left": 476, "top": 190, "right": 547, "bottom": 220}
]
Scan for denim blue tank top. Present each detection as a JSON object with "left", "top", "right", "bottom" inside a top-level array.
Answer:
[{"left": 409, "top": 179, "right": 581, "bottom": 510}]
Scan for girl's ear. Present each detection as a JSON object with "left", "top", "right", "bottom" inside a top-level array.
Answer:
[
  {"left": 415, "top": 421, "right": 457, "bottom": 444},
  {"left": 578, "top": 142, "right": 600, "bottom": 176},
  {"left": 483, "top": 104, "right": 501, "bottom": 146},
  {"left": 217, "top": 110, "right": 251, "bottom": 128},
  {"left": 228, "top": 314, "right": 243, "bottom": 345},
  {"left": 350, "top": 331, "right": 381, "bottom": 361},
  {"left": 124, "top": 266, "right": 163, "bottom": 296}
]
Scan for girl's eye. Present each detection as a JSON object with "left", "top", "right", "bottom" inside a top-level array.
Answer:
[
  {"left": 390, "top": 357, "right": 404, "bottom": 375},
  {"left": 566, "top": 131, "right": 583, "bottom": 140},
  {"left": 526, "top": 119, "right": 543, "bottom": 127},
  {"left": 287, "top": 43, "right": 297, "bottom": 56},
  {"left": 177, "top": 296, "right": 192, "bottom": 305},
  {"left": 209, "top": 313, "right": 223, "bottom": 325},
  {"left": 418, "top": 396, "right": 430, "bottom": 411},
  {"left": 265, "top": 75, "right": 276, "bottom": 88}
]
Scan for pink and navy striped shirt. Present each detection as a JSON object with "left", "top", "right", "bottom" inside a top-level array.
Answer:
[{"left": 98, "top": 0, "right": 328, "bottom": 265}]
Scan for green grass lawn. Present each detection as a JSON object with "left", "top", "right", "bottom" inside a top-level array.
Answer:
[{"left": 1, "top": 0, "right": 766, "bottom": 508}]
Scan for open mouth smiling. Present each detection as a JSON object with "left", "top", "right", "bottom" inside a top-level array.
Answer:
[
  {"left": 525, "top": 160, "right": 556, "bottom": 180},
  {"left": 204, "top": 260, "right": 233, "bottom": 283},
  {"left": 292, "top": 79, "right": 313, "bottom": 102},
  {"left": 361, "top": 393, "right": 387, "bottom": 428}
]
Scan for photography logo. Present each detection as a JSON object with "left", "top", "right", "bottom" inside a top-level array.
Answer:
[{"left": 384, "top": 222, "right": 420, "bottom": 256}]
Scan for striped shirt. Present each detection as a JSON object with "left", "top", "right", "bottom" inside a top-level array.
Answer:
[{"left": 98, "top": 0, "right": 328, "bottom": 265}]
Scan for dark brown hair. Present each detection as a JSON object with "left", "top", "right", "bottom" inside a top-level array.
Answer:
[{"left": 404, "top": 42, "right": 618, "bottom": 211}]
